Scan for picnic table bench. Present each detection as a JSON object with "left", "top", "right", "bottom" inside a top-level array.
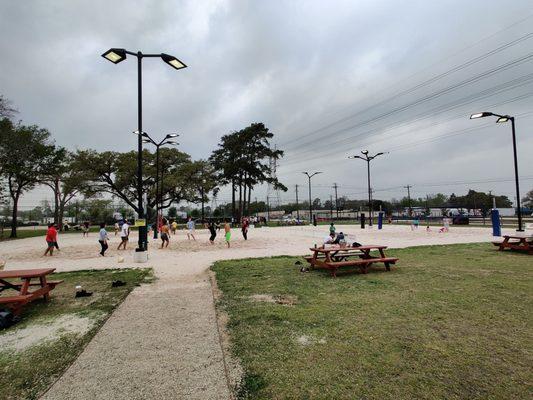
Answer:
[
  {"left": 306, "top": 245, "right": 399, "bottom": 277},
  {"left": 0, "top": 268, "right": 63, "bottom": 315},
  {"left": 492, "top": 235, "right": 533, "bottom": 255}
]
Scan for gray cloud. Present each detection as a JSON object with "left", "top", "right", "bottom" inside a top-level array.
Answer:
[{"left": 1, "top": 0, "right": 532, "bottom": 207}]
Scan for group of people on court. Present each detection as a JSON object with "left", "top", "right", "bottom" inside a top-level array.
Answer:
[{"left": 44, "top": 217, "right": 251, "bottom": 257}]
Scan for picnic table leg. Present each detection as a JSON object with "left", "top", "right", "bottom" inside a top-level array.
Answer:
[
  {"left": 499, "top": 237, "right": 509, "bottom": 251},
  {"left": 40, "top": 276, "right": 50, "bottom": 301},
  {"left": 20, "top": 278, "right": 30, "bottom": 295},
  {"left": 378, "top": 248, "right": 391, "bottom": 271}
]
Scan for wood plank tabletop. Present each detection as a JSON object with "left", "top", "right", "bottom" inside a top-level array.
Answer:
[
  {"left": 309, "top": 245, "right": 387, "bottom": 252},
  {"left": 0, "top": 268, "right": 56, "bottom": 279}
]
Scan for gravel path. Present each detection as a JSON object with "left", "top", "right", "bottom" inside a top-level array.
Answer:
[{"left": 0, "top": 224, "right": 504, "bottom": 399}]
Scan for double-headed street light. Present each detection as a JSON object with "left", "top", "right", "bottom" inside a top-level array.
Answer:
[
  {"left": 349, "top": 150, "right": 386, "bottom": 226},
  {"left": 303, "top": 171, "right": 322, "bottom": 225},
  {"left": 102, "top": 48, "right": 187, "bottom": 251},
  {"left": 136, "top": 131, "right": 179, "bottom": 239},
  {"left": 470, "top": 111, "right": 523, "bottom": 231}
]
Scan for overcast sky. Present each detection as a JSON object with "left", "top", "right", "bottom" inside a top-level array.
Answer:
[{"left": 1, "top": 0, "right": 533, "bottom": 209}]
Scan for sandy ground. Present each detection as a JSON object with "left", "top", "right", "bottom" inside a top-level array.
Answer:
[{"left": 0, "top": 224, "right": 511, "bottom": 400}]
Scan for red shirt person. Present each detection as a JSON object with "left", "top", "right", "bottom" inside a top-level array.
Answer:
[{"left": 44, "top": 224, "right": 58, "bottom": 256}]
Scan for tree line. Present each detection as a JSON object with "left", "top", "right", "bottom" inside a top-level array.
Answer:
[{"left": 0, "top": 96, "right": 284, "bottom": 237}]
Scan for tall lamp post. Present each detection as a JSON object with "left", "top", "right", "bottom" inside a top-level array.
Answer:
[
  {"left": 201, "top": 178, "right": 206, "bottom": 222},
  {"left": 349, "top": 150, "right": 386, "bottom": 226},
  {"left": 102, "top": 48, "right": 187, "bottom": 251},
  {"left": 470, "top": 111, "right": 524, "bottom": 231},
  {"left": 137, "top": 132, "right": 179, "bottom": 238},
  {"left": 303, "top": 172, "right": 322, "bottom": 224}
]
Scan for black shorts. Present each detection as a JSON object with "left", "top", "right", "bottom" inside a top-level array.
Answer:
[
  {"left": 121, "top": 236, "right": 129, "bottom": 242},
  {"left": 161, "top": 233, "right": 169, "bottom": 241},
  {"left": 209, "top": 233, "right": 216, "bottom": 241}
]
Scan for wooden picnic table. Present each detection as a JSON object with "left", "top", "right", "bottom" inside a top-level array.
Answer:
[
  {"left": 0, "top": 268, "right": 63, "bottom": 315},
  {"left": 492, "top": 235, "right": 533, "bottom": 255},
  {"left": 305, "top": 245, "right": 399, "bottom": 277}
]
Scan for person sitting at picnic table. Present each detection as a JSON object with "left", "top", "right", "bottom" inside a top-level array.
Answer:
[
  {"left": 43, "top": 223, "right": 58, "bottom": 256},
  {"left": 323, "top": 232, "right": 336, "bottom": 246},
  {"left": 333, "top": 231, "right": 346, "bottom": 245}
]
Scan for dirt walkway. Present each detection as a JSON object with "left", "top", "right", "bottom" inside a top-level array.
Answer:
[{"left": 0, "top": 225, "right": 503, "bottom": 399}]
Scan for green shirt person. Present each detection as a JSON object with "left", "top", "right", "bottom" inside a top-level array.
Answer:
[{"left": 329, "top": 222, "right": 336, "bottom": 235}]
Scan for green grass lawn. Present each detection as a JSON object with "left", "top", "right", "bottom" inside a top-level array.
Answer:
[
  {"left": 212, "top": 243, "right": 532, "bottom": 399},
  {"left": 0, "top": 268, "right": 153, "bottom": 400}
]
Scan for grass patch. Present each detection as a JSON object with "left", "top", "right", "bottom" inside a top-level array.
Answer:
[
  {"left": 0, "top": 229, "right": 48, "bottom": 240},
  {"left": 212, "top": 243, "right": 532, "bottom": 399},
  {"left": 0, "top": 267, "right": 154, "bottom": 400}
]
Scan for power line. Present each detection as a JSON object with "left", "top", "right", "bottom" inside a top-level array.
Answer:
[
  {"left": 279, "top": 88, "right": 533, "bottom": 169},
  {"left": 280, "top": 72, "right": 533, "bottom": 163},
  {"left": 280, "top": 33, "right": 533, "bottom": 148},
  {"left": 282, "top": 53, "right": 533, "bottom": 155}
]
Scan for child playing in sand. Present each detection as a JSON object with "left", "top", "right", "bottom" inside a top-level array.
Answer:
[
  {"left": 224, "top": 221, "right": 231, "bottom": 248},
  {"left": 160, "top": 218, "right": 170, "bottom": 248},
  {"left": 117, "top": 220, "right": 129, "bottom": 250},
  {"left": 208, "top": 221, "right": 217, "bottom": 245},
  {"left": 43, "top": 223, "right": 58, "bottom": 256},
  {"left": 98, "top": 222, "right": 109, "bottom": 256},
  {"left": 186, "top": 217, "right": 196, "bottom": 241}
]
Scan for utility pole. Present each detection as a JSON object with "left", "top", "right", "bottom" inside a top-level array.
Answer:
[
  {"left": 489, "top": 190, "right": 497, "bottom": 209},
  {"left": 266, "top": 196, "right": 270, "bottom": 222},
  {"left": 333, "top": 183, "right": 339, "bottom": 219},
  {"left": 295, "top": 184, "right": 300, "bottom": 221},
  {"left": 329, "top": 194, "right": 334, "bottom": 220},
  {"left": 404, "top": 185, "right": 412, "bottom": 216},
  {"left": 426, "top": 194, "right": 430, "bottom": 228}
]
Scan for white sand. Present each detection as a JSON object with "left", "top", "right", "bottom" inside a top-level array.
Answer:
[
  {"left": 0, "top": 224, "right": 505, "bottom": 399},
  {"left": 0, "top": 224, "right": 506, "bottom": 274},
  {"left": 0, "top": 314, "right": 97, "bottom": 352}
]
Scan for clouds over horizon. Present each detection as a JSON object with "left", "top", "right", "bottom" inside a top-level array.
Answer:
[{"left": 1, "top": 0, "right": 532, "bottom": 207}]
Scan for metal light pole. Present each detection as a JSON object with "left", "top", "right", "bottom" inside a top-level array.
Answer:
[
  {"left": 102, "top": 48, "right": 186, "bottom": 251},
  {"left": 470, "top": 112, "right": 523, "bottom": 231},
  {"left": 138, "top": 132, "right": 179, "bottom": 239},
  {"left": 303, "top": 171, "right": 322, "bottom": 224},
  {"left": 295, "top": 184, "right": 300, "bottom": 221},
  {"left": 201, "top": 178, "right": 206, "bottom": 222},
  {"left": 349, "top": 151, "right": 386, "bottom": 226}
]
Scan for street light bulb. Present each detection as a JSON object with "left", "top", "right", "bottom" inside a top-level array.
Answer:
[
  {"left": 470, "top": 112, "right": 492, "bottom": 119},
  {"left": 102, "top": 48, "right": 127, "bottom": 64},
  {"left": 166, "top": 133, "right": 179, "bottom": 138},
  {"left": 161, "top": 53, "right": 187, "bottom": 70},
  {"left": 166, "top": 141, "right": 179, "bottom": 145},
  {"left": 496, "top": 117, "right": 509, "bottom": 123},
  {"left": 361, "top": 150, "right": 369, "bottom": 155},
  {"left": 142, "top": 139, "right": 151, "bottom": 143}
]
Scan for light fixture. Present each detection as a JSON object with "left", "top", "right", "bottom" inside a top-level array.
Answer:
[
  {"left": 101, "top": 48, "right": 127, "bottom": 64},
  {"left": 161, "top": 53, "right": 187, "bottom": 70},
  {"left": 470, "top": 112, "right": 493, "bottom": 119},
  {"left": 142, "top": 139, "right": 151, "bottom": 143},
  {"left": 361, "top": 150, "right": 369, "bottom": 155},
  {"left": 165, "top": 133, "right": 179, "bottom": 138},
  {"left": 496, "top": 116, "right": 510, "bottom": 123},
  {"left": 165, "top": 141, "right": 179, "bottom": 145}
]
